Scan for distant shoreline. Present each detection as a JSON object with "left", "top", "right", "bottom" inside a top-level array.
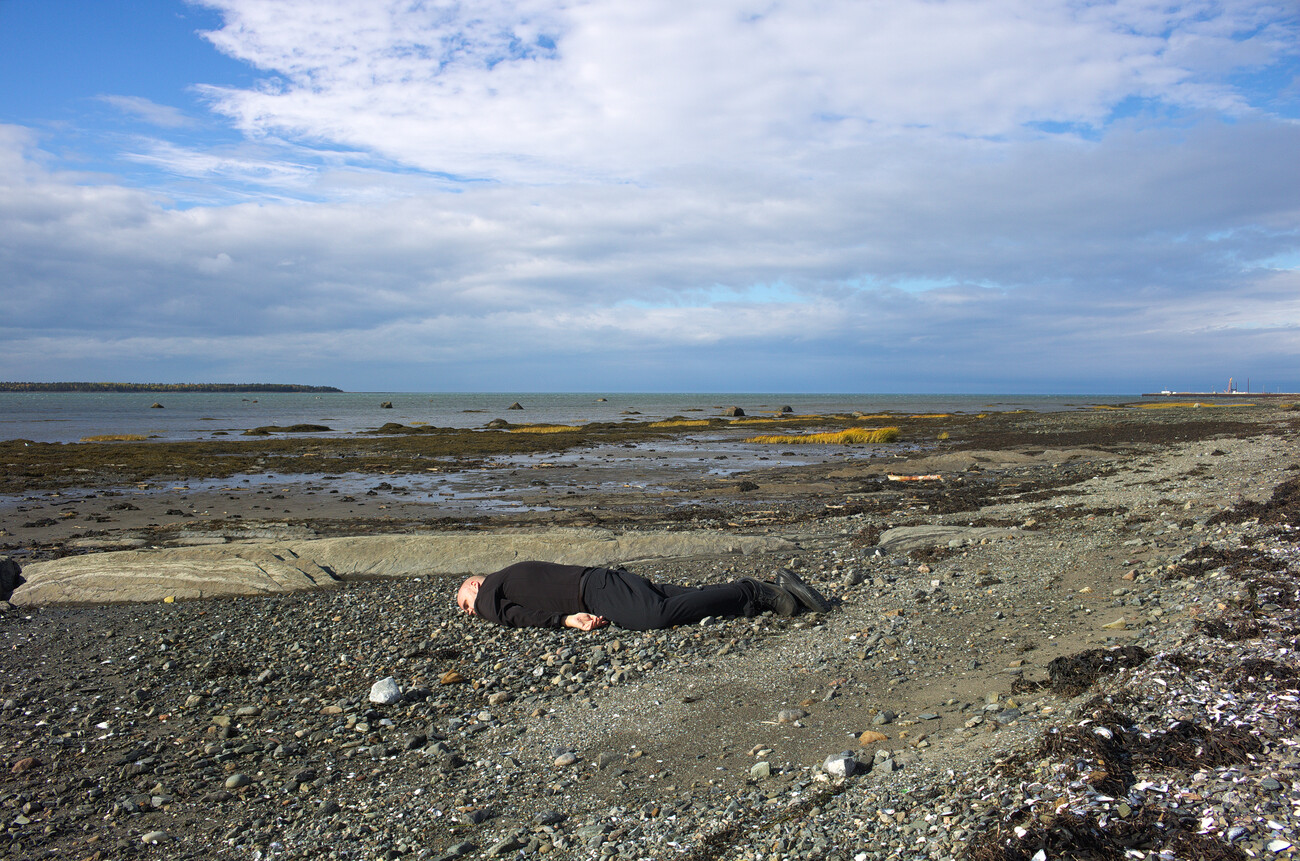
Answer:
[
  {"left": 0, "top": 382, "right": 343, "bottom": 394},
  {"left": 1140, "top": 391, "right": 1298, "bottom": 398}
]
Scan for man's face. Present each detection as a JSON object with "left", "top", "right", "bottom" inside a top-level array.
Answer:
[{"left": 456, "top": 578, "right": 481, "bottom": 615}]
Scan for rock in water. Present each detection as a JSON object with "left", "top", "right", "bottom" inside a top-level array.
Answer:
[{"left": 370, "top": 676, "right": 403, "bottom": 705}]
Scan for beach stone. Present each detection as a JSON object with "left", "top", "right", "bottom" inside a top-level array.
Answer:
[
  {"left": 750, "top": 761, "right": 772, "bottom": 780},
  {"left": 370, "top": 677, "right": 403, "bottom": 705},
  {"left": 823, "top": 751, "right": 857, "bottom": 777},
  {"left": 141, "top": 830, "right": 168, "bottom": 844},
  {"left": 777, "top": 708, "right": 808, "bottom": 723},
  {"left": 225, "top": 773, "right": 252, "bottom": 789},
  {"left": 10, "top": 757, "right": 40, "bottom": 774}
]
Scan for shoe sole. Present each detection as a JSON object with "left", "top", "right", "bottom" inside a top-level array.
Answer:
[{"left": 777, "top": 568, "right": 832, "bottom": 613}]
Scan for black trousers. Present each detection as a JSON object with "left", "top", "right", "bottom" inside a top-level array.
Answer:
[{"left": 580, "top": 567, "right": 763, "bottom": 631}]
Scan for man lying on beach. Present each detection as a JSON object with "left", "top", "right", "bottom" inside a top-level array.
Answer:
[{"left": 455, "top": 561, "right": 832, "bottom": 631}]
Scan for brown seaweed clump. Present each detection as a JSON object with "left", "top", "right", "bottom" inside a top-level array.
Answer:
[
  {"left": 1046, "top": 646, "right": 1152, "bottom": 697},
  {"left": 1208, "top": 474, "right": 1300, "bottom": 527},
  {"left": 965, "top": 808, "right": 1248, "bottom": 861}
]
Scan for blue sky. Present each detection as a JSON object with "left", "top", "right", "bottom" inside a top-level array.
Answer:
[{"left": 1, "top": 0, "right": 1298, "bottom": 393}]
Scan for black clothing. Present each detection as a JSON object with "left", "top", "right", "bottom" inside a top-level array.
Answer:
[
  {"left": 474, "top": 561, "right": 589, "bottom": 629},
  {"left": 473, "top": 561, "right": 767, "bottom": 631},
  {"left": 582, "top": 567, "right": 762, "bottom": 631}
]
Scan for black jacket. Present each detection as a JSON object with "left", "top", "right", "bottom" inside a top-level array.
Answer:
[{"left": 473, "top": 561, "right": 590, "bottom": 628}]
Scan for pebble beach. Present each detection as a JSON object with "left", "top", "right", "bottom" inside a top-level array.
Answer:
[{"left": 2, "top": 403, "right": 1299, "bottom": 861}]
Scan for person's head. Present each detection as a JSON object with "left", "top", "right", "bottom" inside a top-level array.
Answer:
[{"left": 456, "top": 575, "right": 485, "bottom": 615}]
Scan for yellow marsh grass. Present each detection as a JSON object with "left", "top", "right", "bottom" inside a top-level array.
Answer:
[
  {"left": 906, "top": 413, "right": 953, "bottom": 419},
  {"left": 1138, "top": 401, "right": 1251, "bottom": 409},
  {"left": 745, "top": 427, "right": 901, "bottom": 445},
  {"left": 509, "top": 425, "right": 583, "bottom": 434},
  {"left": 649, "top": 419, "right": 712, "bottom": 428},
  {"left": 80, "top": 434, "right": 149, "bottom": 442}
]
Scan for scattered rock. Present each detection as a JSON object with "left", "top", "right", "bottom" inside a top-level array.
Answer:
[{"left": 370, "top": 676, "right": 403, "bottom": 704}]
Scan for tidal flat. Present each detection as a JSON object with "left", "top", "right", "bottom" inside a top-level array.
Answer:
[{"left": 2, "top": 404, "right": 1298, "bottom": 861}]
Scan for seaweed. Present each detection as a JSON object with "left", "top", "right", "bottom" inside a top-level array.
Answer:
[
  {"left": 1222, "top": 658, "right": 1299, "bottom": 693},
  {"left": 1208, "top": 475, "right": 1300, "bottom": 527},
  {"left": 1193, "top": 616, "right": 1263, "bottom": 641},
  {"left": 964, "top": 808, "right": 1247, "bottom": 861},
  {"left": 1046, "top": 646, "right": 1151, "bottom": 698}
]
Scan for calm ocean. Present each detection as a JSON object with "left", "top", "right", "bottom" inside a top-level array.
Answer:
[{"left": 0, "top": 392, "right": 1137, "bottom": 444}]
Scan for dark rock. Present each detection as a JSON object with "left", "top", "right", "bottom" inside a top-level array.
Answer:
[
  {"left": 781, "top": 405, "right": 793, "bottom": 412},
  {"left": 0, "top": 557, "right": 24, "bottom": 601},
  {"left": 150, "top": 402, "right": 164, "bottom": 409},
  {"left": 507, "top": 402, "right": 524, "bottom": 410},
  {"left": 724, "top": 406, "right": 745, "bottom": 416},
  {"left": 380, "top": 402, "right": 393, "bottom": 409}
]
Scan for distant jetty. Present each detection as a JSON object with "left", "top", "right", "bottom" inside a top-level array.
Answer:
[
  {"left": 1140, "top": 391, "right": 1298, "bottom": 398},
  {"left": 0, "top": 382, "right": 343, "bottom": 394}
]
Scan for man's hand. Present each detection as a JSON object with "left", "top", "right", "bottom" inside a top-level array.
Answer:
[{"left": 563, "top": 613, "right": 608, "bottom": 631}]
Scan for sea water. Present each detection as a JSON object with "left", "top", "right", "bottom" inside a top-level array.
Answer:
[{"left": 0, "top": 391, "right": 1138, "bottom": 444}]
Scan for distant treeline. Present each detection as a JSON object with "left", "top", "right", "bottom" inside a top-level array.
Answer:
[{"left": 0, "top": 382, "right": 344, "bottom": 393}]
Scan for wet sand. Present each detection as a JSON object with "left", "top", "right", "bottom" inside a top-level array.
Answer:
[{"left": 1, "top": 404, "right": 1280, "bottom": 565}]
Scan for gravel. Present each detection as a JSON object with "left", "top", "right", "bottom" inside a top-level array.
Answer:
[{"left": 2, "top": 414, "right": 1299, "bottom": 860}]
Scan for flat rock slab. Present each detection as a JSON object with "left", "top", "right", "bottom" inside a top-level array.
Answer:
[
  {"left": 829, "top": 447, "right": 1116, "bottom": 479},
  {"left": 875, "top": 524, "right": 1021, "bottom": 554},
  {"left": 11, "top": 528, "right": 794, "bottom": 606}
]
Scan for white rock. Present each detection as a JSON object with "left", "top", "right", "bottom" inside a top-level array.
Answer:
[
  {"left": 823, "top": 751, "right": 856, "bottom": 777},
  {"left": 369, "top": 676, "right": 403, "bottom": 705}
]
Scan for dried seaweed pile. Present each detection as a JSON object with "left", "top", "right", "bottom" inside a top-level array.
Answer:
[{"left": 963, "top": 473, "right": 1300, "bottom": 861}]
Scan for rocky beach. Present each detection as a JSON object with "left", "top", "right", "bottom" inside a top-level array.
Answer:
[{"left": 2, "top": 403, "right": 1299, "bottom": 861}]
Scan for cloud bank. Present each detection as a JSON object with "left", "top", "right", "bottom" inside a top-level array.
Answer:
[{"left": 2, "top": 0, "right": 1298, "bottom": 391}]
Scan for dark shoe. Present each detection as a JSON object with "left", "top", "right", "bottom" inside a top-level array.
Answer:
[
  {"left": 776, "top": 568, "right": 832, "bottom": 613},
  {"left": 742, "top": 577, "right": 798, "bottom": 617}
]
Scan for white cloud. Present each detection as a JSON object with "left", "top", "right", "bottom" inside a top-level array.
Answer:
[
  {"left": 190, "top": 0, "right": 1297, "bottom": 183},
  {"left": 98, "top": 95, "right": 197, "bottom": 129},
  {"left": 1, "top": 3, "right": 1297, "bottom": 391}
]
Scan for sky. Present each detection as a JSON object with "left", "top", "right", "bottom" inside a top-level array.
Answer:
[{"left": 1, "top": 0, "right": 1298, "bottom": 394}]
